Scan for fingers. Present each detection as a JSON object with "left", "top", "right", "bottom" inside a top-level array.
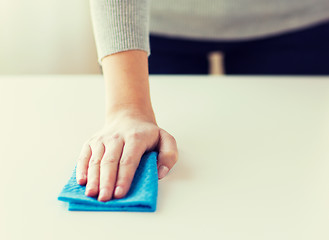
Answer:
[
  {"left": 76, "top": 126, "right": 177, "bottom": 202},
  {"left": 114, "top": 134, "right": 147, "bottom": 199},
  {"left": 85, "top": 142, "right": 105, "bottom": 197},
  {"left": 157, "top": 128, "right": 179, "bottom": 179},
  {"left": 98, "top": 136, "right": 124, "bottom": 202},
  {"left": 76, "top": 143, "right": 91, "bottom": 185}
]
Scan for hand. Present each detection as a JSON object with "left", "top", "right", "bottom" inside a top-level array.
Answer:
[{"left": 75, "top": 108, "right": 178, "bottom": 202}]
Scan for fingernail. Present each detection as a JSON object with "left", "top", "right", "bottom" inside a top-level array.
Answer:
[
  {"left": 77, "top": 172, "right": 86, "bottom": 182},
  {"left": 98, "top": 189, "right": 109, "bottom": 202},
  {"left": 85, "top": 186, "right": 97, "bottom": 197},
  {"left": 114, "top": 186, "right": 123, "bottom": 197},
  {"left": 77, "top": 176, "right": 86, "bottom": 185},
  {"left": 77, "top": 179, "right": 83, "bottom": 185},
  {"left": 158, "top": 165, "right": 169, "bottom": 179}
]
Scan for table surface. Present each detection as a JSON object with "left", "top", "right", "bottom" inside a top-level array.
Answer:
[{"left": 1, "top": 75, "right": 329, "bottom": 240}]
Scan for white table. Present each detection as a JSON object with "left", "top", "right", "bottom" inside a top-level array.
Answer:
[{"left": 1, "top": 75, "right": 329, "bottom": 240}]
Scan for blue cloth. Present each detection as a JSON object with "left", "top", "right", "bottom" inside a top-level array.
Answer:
[{"left": 58, "top": 151, "right": 158, "bottom": 212}]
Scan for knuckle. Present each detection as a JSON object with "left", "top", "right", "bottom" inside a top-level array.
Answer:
[
  {"left": 106, "top": 133, "right": 122, "bottom": 143},
  {"left": 166, "top": 151, "right": 179, "bottom": 163},
  {"left": 120, "top": 155, "right": 137, "bottom": 166},
  {"left": 117, "top": 175, "right": 132, "bottom": 184},
  {"left": 99, "top": 186, "right": 112, "bottom": 193},
  {"left": 127, "top": 130, "right": 144, "bottom": 140},
  {"left": 168, "top": 134, "right": 177, "bottom": 144},
  {"left": 101, "top": 156, "right": 118, "bottom": 166},
  {"left": 111, "top": 132, "right": 121, "bottom": 140},
  {"left": 89, "top": 157, "right": 102, "bottom": 166}
]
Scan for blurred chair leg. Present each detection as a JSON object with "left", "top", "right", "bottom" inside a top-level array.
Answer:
[{"left": 208, "top": 51, "right": 224, "bottom": 75}]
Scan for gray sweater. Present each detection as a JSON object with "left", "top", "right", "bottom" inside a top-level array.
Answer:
[{"left": 89, "top": 0, "right": 329, "bottom": 64}]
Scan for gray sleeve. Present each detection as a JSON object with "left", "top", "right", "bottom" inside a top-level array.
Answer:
[{"left": 89, "top": 0, "right": 151, "bottom": 65}]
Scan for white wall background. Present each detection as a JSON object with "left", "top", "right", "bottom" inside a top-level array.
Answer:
[{"left": 0, "top": 0, "right": 100, "bottom": 74}]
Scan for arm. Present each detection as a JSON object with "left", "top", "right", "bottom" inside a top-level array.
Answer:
[
  {"left": 102, "top": 50, "right": 155, "bottom": 122},
  {"left": 76, "top": 5, "right": 178, "bottom": 201}
]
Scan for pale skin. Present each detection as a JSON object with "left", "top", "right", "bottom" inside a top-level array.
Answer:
[{"left": 75, "top": 50, "right": 179, "bottom": 202}]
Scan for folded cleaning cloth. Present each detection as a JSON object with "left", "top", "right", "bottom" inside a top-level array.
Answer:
[{"left": 58, "top": 151, "right": 158, "bottom": 212}]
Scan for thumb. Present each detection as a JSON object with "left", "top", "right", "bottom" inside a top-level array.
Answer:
[{"left": 156, "top": 128, "right": 179, "bottom": 179}]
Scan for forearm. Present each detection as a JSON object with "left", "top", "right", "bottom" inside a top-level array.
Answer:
[{"left": 102, "top": 50, "right": 156, "bottom": 123}]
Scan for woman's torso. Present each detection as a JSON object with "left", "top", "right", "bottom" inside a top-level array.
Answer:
[{"left": 149, "top": 0, "right": 329, "bottom": 40}]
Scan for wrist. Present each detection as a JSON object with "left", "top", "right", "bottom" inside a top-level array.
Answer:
[
  {"left": 102, "top": 50, "right": 153, "bottom": 120},
  {"left": 106, "top": 103, "right": 157, "bottom": 124}
]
